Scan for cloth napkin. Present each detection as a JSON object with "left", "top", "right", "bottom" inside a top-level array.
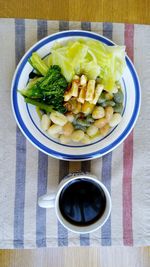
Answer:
[{"left": 0, "top": 18, "right": 150, "bottom": 248}]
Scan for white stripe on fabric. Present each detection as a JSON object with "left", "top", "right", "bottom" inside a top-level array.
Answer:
[
  {"left": 69, "top": 21, "right": 82, "bottom": 30},
  {"left": 46, "top": 158, "right": 59, "bottom": 247},
  {"left": 91, "top": 22, "right": 103, "bottom": 35},
  {"left": 110, "top": 24, "right": 125, "bottom": 246},
  {"left": 23, "top": 16, "right": 39, "bottom": 249},
  {"left": 132, "top": 25, "right": 150, "bottom": 245},
  {"left": 91, "top": 158, "right": 103, "bottom": 180},
  {"left": 111, "top": 145, "right": 124, "bottom": 245},
  {"left": 0, "top": 19, "right": 16, "bottom": 248},
  {"left": 113, "top": 23, "right": 125, "bottom": 45},
  {"left": 47, "top": 21, "right": 59, "bottom": 35},
  {"left": 24, "top": 19, "right": 37, "bottom": 51}
]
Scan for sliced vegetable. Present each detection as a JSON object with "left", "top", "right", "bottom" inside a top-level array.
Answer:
[
  {"left": 28, "top": 52, "right": 49, "bottom": 76},
  {"left": 25, "top": 98, "right": 53, "bottom": 113}
]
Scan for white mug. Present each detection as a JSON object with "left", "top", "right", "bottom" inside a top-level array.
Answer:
[{"left": 38, "top": 172, "right": 111, "bottom": 234}]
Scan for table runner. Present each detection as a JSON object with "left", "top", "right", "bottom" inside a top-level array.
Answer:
[{"left": 0, "top": 19, "right": 150, "bottom": 248}]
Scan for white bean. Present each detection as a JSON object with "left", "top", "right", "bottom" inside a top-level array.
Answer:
[
  {"left": 60, "top": 135, "right": 71, "bottom": 144},
  {"left": 63, "top": 122, "right": 74, "bottom": 136},
  {"left": 94, "top": 118, "right": 107, "bottom": 129},
  {"left": 81, "top": 134, "right": 91, "bottom": 144},
  {"left": 41, "top": 114, "right": 51, "bottom": 131},
  {"left": 48, "top": 133, "right": 59, "bottom": 139},
  {"left": 92, "top": 106, "right": 105, "bottom": 119},
  {"left": 86, "top": 125, "right": 98, "bottom": 137},
  {"left": 109, "top": 113, "right": 122, "bottom": 127},
  {"left": 105, "top": 106, "right": 114, "bottom": 122},
  {"left": 50, "top": 111, "right": 68, "bottom": 126},
  {"left": 66, "top": 113, "right": 74, "bottom": 123},
  {"left": 100, "top": 124, "right": 110, "bottom": 136},
  {"left": 71, "top": 130, "right": 85, "bottom": 142},
  {"left": 47, "top": 124, "right": 62, "bottom": 137}
]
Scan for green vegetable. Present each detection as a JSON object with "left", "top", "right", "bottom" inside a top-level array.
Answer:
[
  {"left": 114, "top": 103, "right": 123, "bottom": 113},
  {"left": 36, "top": 106, "right": 43, "bottom": 119},
  {"left": 50, "top": 50, "right": 75, "bottom": 82},
  {"left": 76, "top": 119, "right": 91, "bottom": 127},
  {"left": 48, "top": 39, "right": 126, "bottom": 91},
  {"left": 113, "top": 90, "right": 124, "bottom": 103},
  {"left": 80, "top": 61, "right": 101, "bottom": 80},
  {"left": 67, "top": 41, "right": 88, "bottom": 70},
  {"left": 101, "top": 100, "right": 116, "bottom": 107},
  {"left": 25, "top": 98, "right": 53, "bottom": 113},
  {"left": 97, "top": 92, "right": 106, "bottom": 104},
  {"left": 28, "top": 52, "right": 49, "bottom": 76},
  {"left": 20, "top": 65, "right": 68, "bottom": 113},
  {"left": 86, "top": 115, "right": 94, "bottom": 123},
  {"left": 74, "top": 125, "right": 87, "bottom": 131}
]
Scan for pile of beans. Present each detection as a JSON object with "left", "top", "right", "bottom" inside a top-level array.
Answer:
[
  {"left": 41, "top": 75, "right": 123, "bottom": 144},
  {"left": 40, "top": 81, "right": 123, "bottom": 145}
]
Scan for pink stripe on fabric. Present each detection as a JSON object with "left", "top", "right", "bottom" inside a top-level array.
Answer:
[{"left": 123, "top": 24, "right": 134, "bottom": 246}]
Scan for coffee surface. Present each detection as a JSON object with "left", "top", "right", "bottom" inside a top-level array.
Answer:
[{"left": 59, "top": 179, "right": 106, "bottom": 226}]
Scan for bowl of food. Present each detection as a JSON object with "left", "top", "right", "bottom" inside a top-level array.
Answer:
[{"left": 11, "top": 30, "right": 141, "bottom": 160}]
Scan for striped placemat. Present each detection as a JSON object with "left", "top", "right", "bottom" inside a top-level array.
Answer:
[{"left": 0, "top": 19, "right": 150, "bottom": 248}]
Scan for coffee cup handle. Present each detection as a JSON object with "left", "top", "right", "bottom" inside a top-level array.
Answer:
[{"left": 38, "top": 193, "right": 56, "bottom": 208}]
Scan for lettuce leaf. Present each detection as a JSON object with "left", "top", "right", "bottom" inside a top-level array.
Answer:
[{"left": 47, "top": 39, "right": 126, "bottom": 91}]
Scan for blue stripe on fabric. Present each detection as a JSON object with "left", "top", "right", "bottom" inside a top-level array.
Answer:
[
  {"left": 37, "top": 20, "right": 48, "bottom": 39},
  {"left": 103, "top": 22, "right": 113, "bottom": 40},
  {"left": 79, "top": 21, "right": 91, "bottom": 246},
  {"left": 81, "top": 22, "right": 91, "bottom": 31},
  {"left": 101, "top": 23, "right": 113, "bottom": 246},
  {"left": 59, "top": 21, "right": 69, "bottom": 31},
  {"left": 14, "top": 19, "right": 26, "bottom": 248},
  {"left": 101, "top": 152, "right": 112, "bottom": 245},
  {"left": 58, "top": 160, "right": 69, "bottom": 246},
  {"left": 36, "top": 151, "right": 48, "bottom": 247},
  {"left": 36, "top": 20, "right": 48, "bottom": 248}
]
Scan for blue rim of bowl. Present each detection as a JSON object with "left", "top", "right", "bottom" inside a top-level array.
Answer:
[{"left": 11, "top": 30, "right": 141, "bottom": 160}]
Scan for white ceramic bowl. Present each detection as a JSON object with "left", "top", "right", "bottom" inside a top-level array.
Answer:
[{"left": 11, "top": 30, "right": 141, "bottom": 161}]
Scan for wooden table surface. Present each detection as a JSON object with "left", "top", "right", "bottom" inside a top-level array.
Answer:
[{"left": 0, "top": 0, "right": 150, "bottom": 24}]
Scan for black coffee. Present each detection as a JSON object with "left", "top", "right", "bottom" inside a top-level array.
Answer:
[{"left": 59, "top": 179, "right": 106, "bottom": 226}]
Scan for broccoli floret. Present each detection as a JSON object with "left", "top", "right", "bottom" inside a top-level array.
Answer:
[{"left": 20, "top": 64, "right": 68, "bottom": 113}]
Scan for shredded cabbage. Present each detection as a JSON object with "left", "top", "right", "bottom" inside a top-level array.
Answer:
[{"left": 48, "top": 39, "right": 126, "bottom": 91}]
